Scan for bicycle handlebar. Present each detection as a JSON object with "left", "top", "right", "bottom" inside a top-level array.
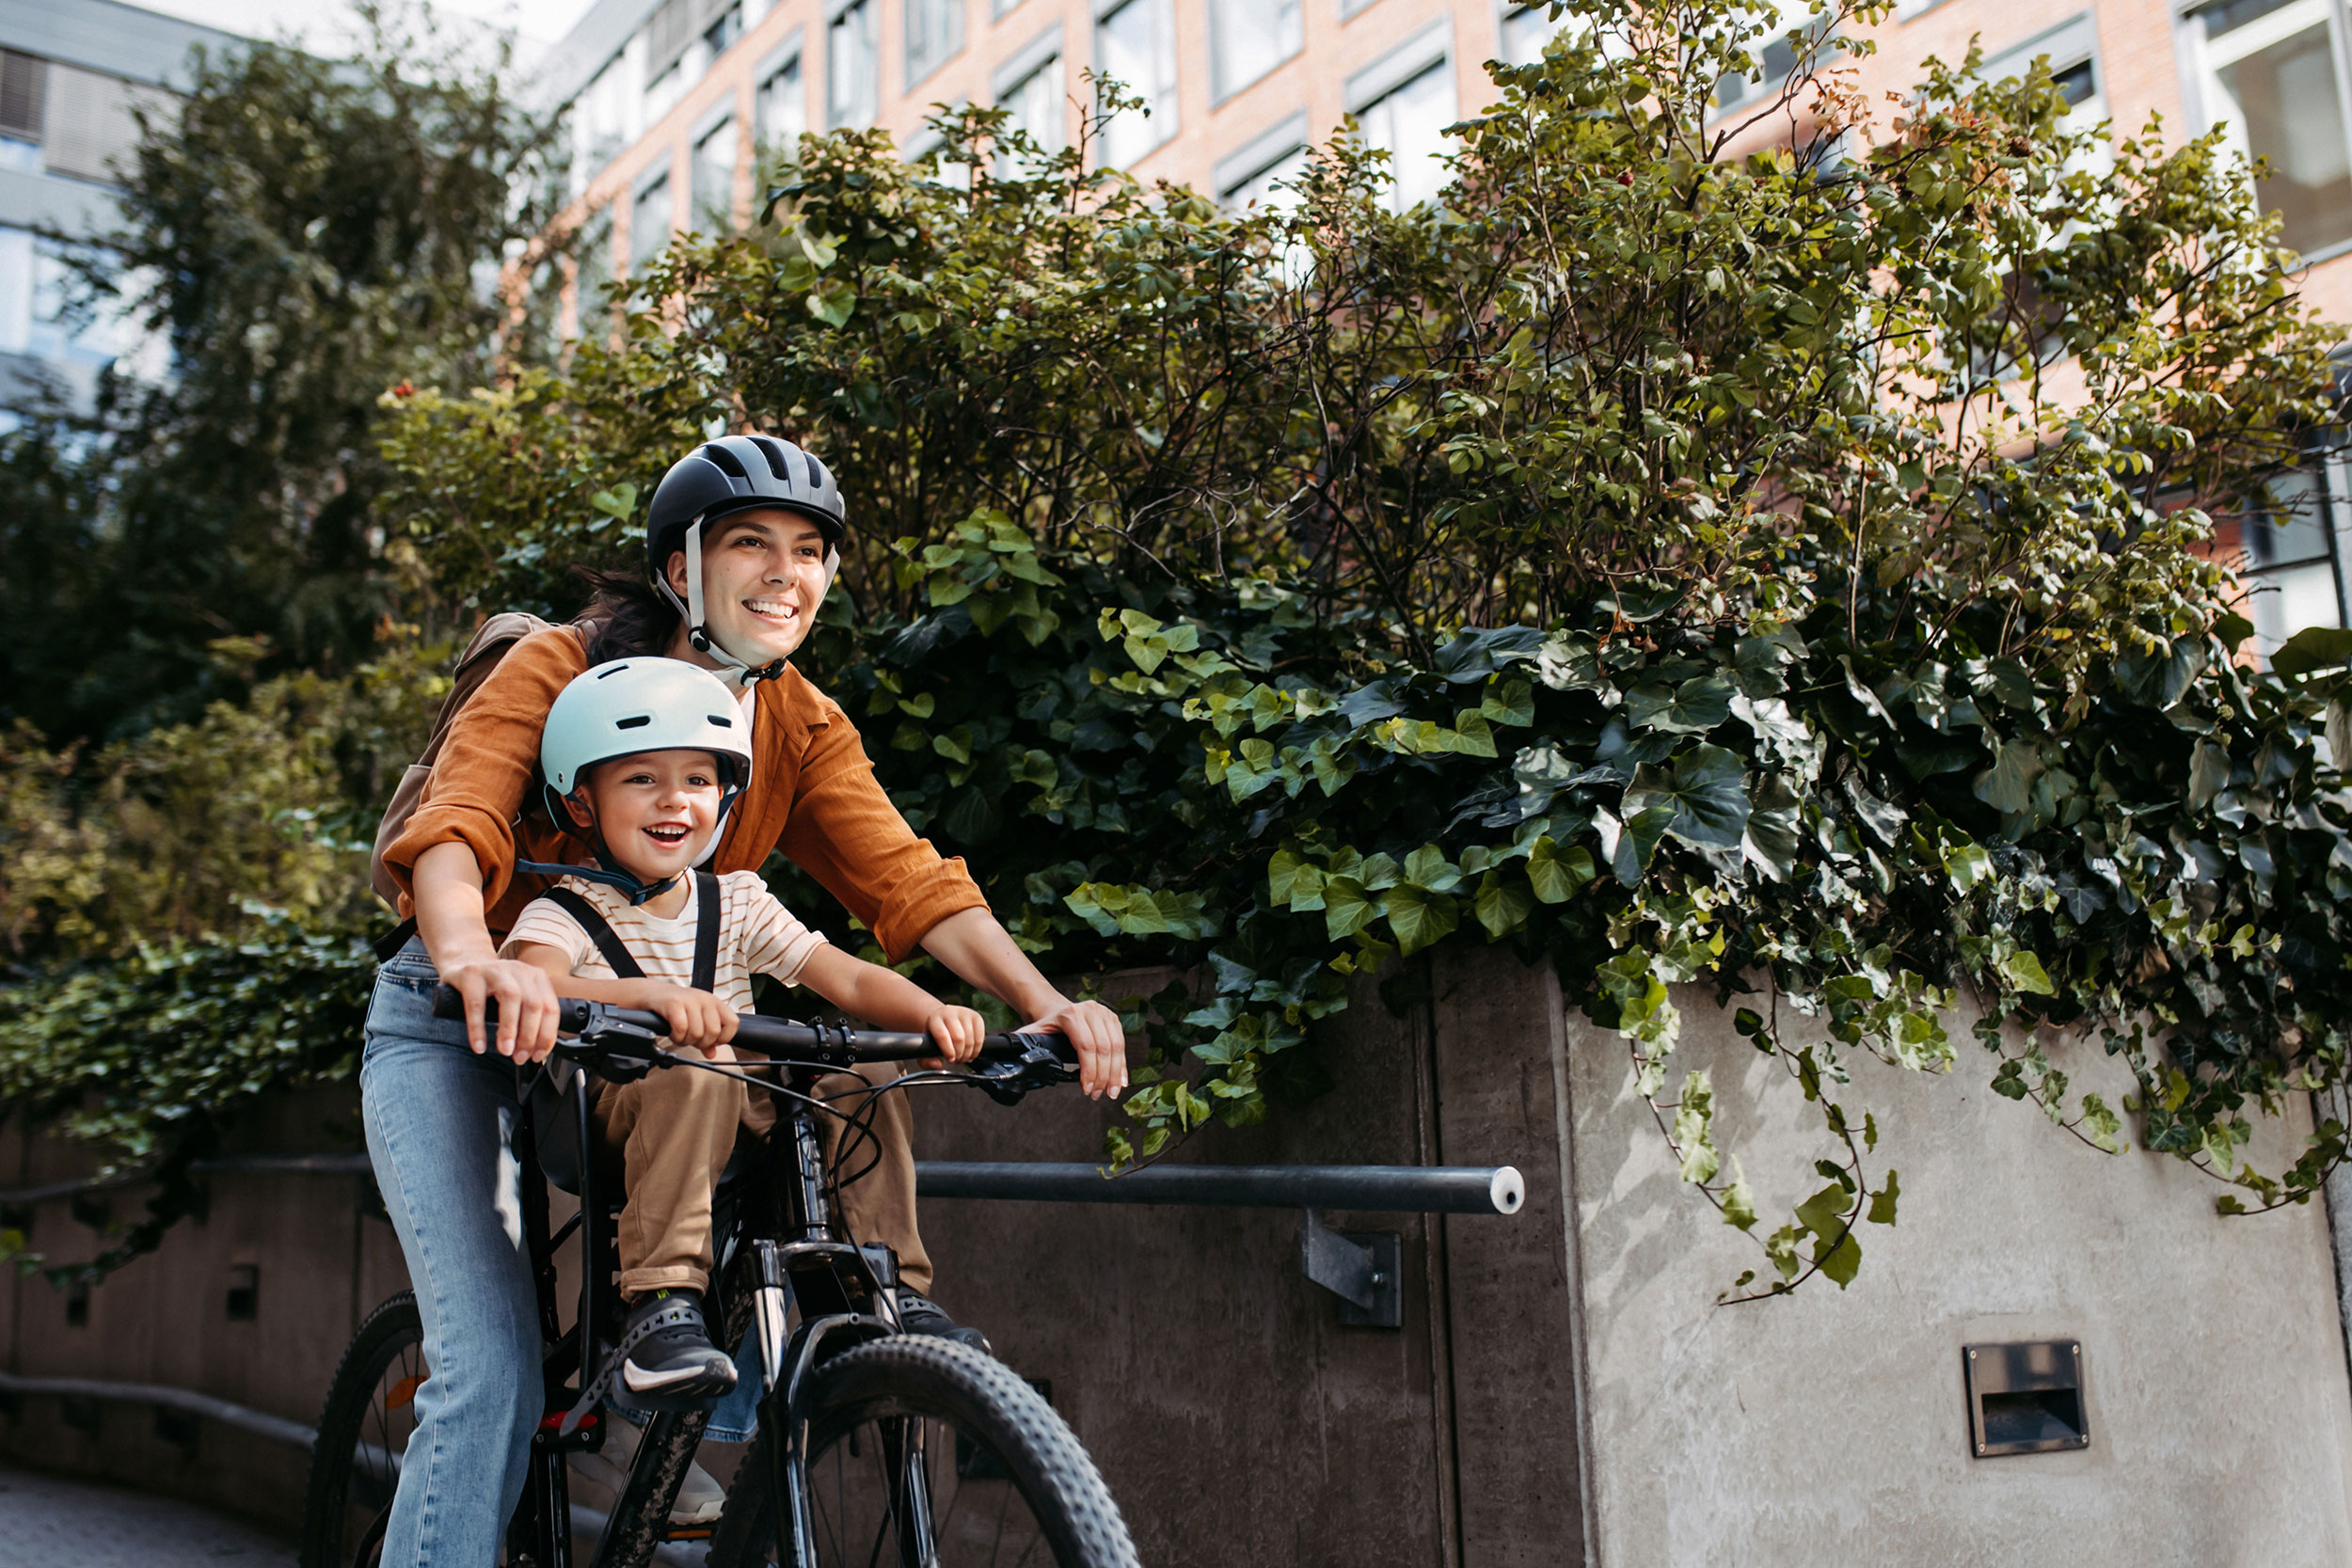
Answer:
[{"left": 429, "top": 984, "right": 1075, "bottom": 1069}]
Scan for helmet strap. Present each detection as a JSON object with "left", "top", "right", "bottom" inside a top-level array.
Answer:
[{"left": 524, "top": 788, "right": 686, "bottom": 907}]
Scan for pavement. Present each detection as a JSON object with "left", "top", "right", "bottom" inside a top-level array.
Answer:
[{"left": 0, "top": 1462, "right": 297, "bottom": 1567}]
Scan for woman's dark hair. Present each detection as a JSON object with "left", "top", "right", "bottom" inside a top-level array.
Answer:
[{"left": 570, "top": 565, "right": 680, "bottom": 664}]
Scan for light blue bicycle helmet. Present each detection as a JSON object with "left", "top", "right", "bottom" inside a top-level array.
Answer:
[{"left": 519, "top": 658, "right": 755, "bottom": 903}]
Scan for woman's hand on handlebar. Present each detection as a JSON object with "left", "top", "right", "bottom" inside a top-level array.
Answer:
[
  {"left": 611, "top": 980, "right": 739, "bottom": 1057},
  {"left": 1022, "top": 997, "right": 1130, "bottom": 1101},
  {"left": 440, "top": 957, "right": 563, "bottom": 1063}
]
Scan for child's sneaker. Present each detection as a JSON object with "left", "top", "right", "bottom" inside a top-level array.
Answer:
[{"left": 619, "top": 1288, "right": 738, "bottom": 1399}]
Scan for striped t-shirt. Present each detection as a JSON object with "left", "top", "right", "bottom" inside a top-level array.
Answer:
[{"left": 501, "top": 869, "right": 828, "bottom": 1011}]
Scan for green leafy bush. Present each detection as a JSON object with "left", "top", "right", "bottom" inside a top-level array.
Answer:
[{"left": 14, "top": 0, "right": 2352, "bottom": 1296}]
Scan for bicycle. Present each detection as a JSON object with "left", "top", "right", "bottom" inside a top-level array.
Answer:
[{"left": 301, "top": 989, "right": 1139, "bottom": 1568}]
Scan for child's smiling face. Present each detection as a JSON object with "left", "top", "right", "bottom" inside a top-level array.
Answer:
[{"left": 565, "top": 749, "right": 725, "bottom": 883}]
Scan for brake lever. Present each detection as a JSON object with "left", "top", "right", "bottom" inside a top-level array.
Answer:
[
  {"left": 564, "top": 1002, "right": 666, "bottom": 1085},
  {"left": 965, "top": 1036, "right": 1079, "bottom": 1106}
]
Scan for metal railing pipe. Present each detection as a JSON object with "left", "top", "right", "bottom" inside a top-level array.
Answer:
[{"left": 914, "top": 1162, "right": 1524, "bottom": 1215}]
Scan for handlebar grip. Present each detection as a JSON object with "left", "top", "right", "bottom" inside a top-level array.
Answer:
[{"left": 429, "top": 984, "right": 1075, "bottom": 1067}]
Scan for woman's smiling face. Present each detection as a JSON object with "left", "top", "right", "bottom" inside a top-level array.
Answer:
[{"left": 664, "top": 508, "right": 832, "bottom": 666}]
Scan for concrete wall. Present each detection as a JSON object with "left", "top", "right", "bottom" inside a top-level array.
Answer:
[
  {"left": 3, "top": 950, "right": 2349, "bottom": 1565},
  {"left": 1559, "top": 964, "right": 2352, "bottom": 1568}
]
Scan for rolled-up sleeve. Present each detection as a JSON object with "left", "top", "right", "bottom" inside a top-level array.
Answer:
[
  {"left": 378, "top": 628, "right": 585, "bottom": 914},
  {"left": 777, "top": 701, "right": 987, "bottom": 962}
]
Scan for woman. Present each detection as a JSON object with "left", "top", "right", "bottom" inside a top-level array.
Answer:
[{"left": 363, "top": 433, "right": 1128, "bottom": 1565}]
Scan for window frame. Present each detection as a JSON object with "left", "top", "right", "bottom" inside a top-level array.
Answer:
[
  {"left": 993, "top": 24, "right": 1068, "bottom": 175},
  {"left": 1092, "top": 0, "right": 1181, "bottom": 167},
  {"left": 1208, "top": 0, "right": 1302, "bottom": 103},
  {"left": 629, "top": 163, "right": 675, "bottom": 269},
  {"left": 827, "top": 0, "right": 881, "bottom": 130},
  {"left": 1214, "top": 110, "right": 1309, "bottom": 209},
  {"left": 755, "top": 32, "right": 809, "bottom": 153},
  {"left": 1345, "top": 21, "right": 1455, "bottom": 212},
  {"left": 690, "top": 105, "right": 739, "bottom": 230},
  {"left": 905, "top": 0, "right": 967, "bottom": 91},
  {"left": 2181, "top": 0, "right": 2352, "bottom": 264}
]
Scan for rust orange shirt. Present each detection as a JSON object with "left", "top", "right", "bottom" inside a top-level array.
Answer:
[{"left": 378, "top": 626, "right": 987, "bottom": 960}]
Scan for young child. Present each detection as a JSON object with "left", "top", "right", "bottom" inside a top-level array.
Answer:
[{"left": 501, "top": 657, "right": 985, "bottom": 1403}]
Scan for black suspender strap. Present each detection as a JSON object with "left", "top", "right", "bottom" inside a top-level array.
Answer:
[
  {"left": 541, "top": 886, "right": 645, "bottom": 981},
  {"left": 542, "top": 875, "right": 719, "bottom": 991},
  {"left": 691, "top": 871, "right": 720, "bottom": 994}
]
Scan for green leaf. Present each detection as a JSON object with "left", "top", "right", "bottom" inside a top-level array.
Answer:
[
  {"left": 1403, "top": 844, "right": 1462, "bottom": 893},
  {"left": 1997, "top": 950, "right": 2056, "bottom": 996},
  {"left": 1626, "top": 743, "right": 1752, "bottom": 849},
  {"left": 806, "top": 275, "right": 858, "bottom": 327},
  {"left": 1323, "top": 876, "right": 1376, "bottom": 941},
  {"left": 1793, "top": 1181, "right": 1849, "bottom": 1241},
  {"left": 1720, "top": 1176, "right": 1758, "bottom": 1231},
  {"left": 2270, "top": 626, "right": 2352, "bottom": 680},
  {"left": 2188, "top": 739, "right": 2232, "bottom": 809},
  {"left": 1525, "top": 837, "right": 1596, "bottom": 903},
  {"left": 1971, "top": 734, "right": 2042, "bottom": 815},
  {"left": 1866, "top": 1168, "right": 1899, "bottom": 1225},
  {"left": 1472, "top": 869, "right": 1535, "bottom": 938},
  {"left": 1382, "top": 884, "right": 1459, "bottom": 956},
  {"left": 1625, "top": 673, "right": 1735, "bottom": 735},
  {"left": 1813, "top": 1227, "right": 1862, "bottom": 1287},
  {"left": 1480, "top": 677, "right": 1535, "bottom": 727},
  {"left": 1673, "top": 1069, "right": 1719, "bottom": 1183}
]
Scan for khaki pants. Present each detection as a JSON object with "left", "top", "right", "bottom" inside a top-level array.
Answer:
[{"left": 593, "top": 1052, "right": 932, "bottom": 1299}]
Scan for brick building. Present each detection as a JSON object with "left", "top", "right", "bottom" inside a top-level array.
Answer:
[
  {"left": 0, "top": 0, "right": 234, "bottom": 412},
  {"left": 540, "top": 0, "right": 2352, "bottom": 650}
]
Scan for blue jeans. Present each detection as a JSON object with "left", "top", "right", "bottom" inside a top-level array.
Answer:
[
  {"left": 361, "top": 941, "right": 543, "bottom": 1566},
  {"left": 360, "top": 942, "right": 770, "bottom": 1564}
]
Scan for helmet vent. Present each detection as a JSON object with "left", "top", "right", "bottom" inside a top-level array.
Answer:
[
  {"left": 750, "top": 436, "right": 792, "bottom": 480},
  {"left": 803, "top": 451, "right": 822, "bottom": 488},
  {"left": 707, "top": 714, "right": 734, "bottom": 726},
  {"left": 615, "top": 715, "right": 653, "bottom": 730},
  {"left": 704, "top": 442, "right": 752, "bottom": 481}
]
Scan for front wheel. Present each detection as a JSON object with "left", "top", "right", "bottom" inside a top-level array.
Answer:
[
  {"left": 300, "top": 1291, "right": 425, "bottom": 1568},
  {"left": 707, "top": 1336, "right": 1138, "bottom": 1568}
]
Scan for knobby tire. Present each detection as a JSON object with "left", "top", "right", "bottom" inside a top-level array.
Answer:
[
  {"left": 707, "top": 1336, "right": 1138, "bottom": 1568},
  {"left": 300, "top": 1291, "right": 424, "bottom": 1568}
]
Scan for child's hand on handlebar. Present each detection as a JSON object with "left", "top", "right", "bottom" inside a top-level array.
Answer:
[
  {"left": 613, "top": 980, "right": 739, "bottom": 1057},
  {"left": 921, "top": 1005, "right": 988, "bottom": 1068}
]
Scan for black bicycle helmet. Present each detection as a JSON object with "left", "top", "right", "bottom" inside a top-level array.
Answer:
[
  {"left": 644, "top": 434, "right": 846, "bottom": 578},
  {"left": 644, "top": 433, "right": 848, "bottom": 686}
]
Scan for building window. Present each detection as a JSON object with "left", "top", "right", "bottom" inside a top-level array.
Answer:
[
  {"left": 2233, "top": 465, "right": 2348, "bottom": 658},
  {"left": 1210, "top": 0, "right": 1299, "bottom": 102},
  {"left": 706, "top": 3, "right": 745, "bottom": 57},
  {"left": 1351, "top": 39, "right": 1455, "bottom": 212},
  {"left": 0, "top": 225, "right": 34, "bottom": 356},
  {"left": 757, "top": 52, "right": 807, "bottom": 155},
  {"left": 906, "top": 0, "right": 964, "bottom": 89},
  {"left": 996, "top": 52, "right": 1066, "bottom": 176},
  {"left": 1220, "top": 141, "right": 1307, "bottom": 211},
  {"left": 644, "top": 61, "right": 685, "bottom": 122},
  {"left": 1500, "top": 4, "right": 1566, "bottom": 68},
  {"left": 2190, "top": 0, "right": 2352, "bottom": 259},
  {"left": 2, "top": 49, "right": 45, "bottom": 145},
  {"left": 40, "top": 64, "right": 158, "bottom": 186},
  {"left": 995, "top": 0, "right": 1025, "bottom": 19},
  {"left": 574, "top": 208, "right": 613, "bottom": 335},
  {"left": 830, "top": 0, "right": 880, "bottom": 129},
  {"left": 632, "top": 172, "right": 674, "bottom": 268},
  {"left": 1096, "top": 0, "right": 1179, "bottom": 168},
  {"left": 692, "top": 118, "right": 739, "bottom": 229},
  {"left": 1713, "top": 2, "right": 1829, "bottom": 117}
]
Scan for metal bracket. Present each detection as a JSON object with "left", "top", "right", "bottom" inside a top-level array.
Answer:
[{"left": 1299, "top": 1209, "right": 1402, "bottom": 1328}]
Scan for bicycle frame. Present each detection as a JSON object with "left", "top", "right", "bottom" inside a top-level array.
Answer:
[{"left": 438, "top": 990, "right": 1073, "bottom": 1568}]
